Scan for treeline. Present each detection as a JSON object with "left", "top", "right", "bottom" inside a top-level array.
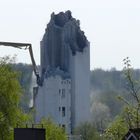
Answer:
[
  {"left": 91, "top": 68, "right": 140, "bottom": 91},
  {"left": 13, "top": 64, "right": 140, "bottom": 117},
  {"left": 90, "top": 68, "right": 126, "bottom": 120},
  {"left": 90, "top": 68, "right": 140, "bottom": 117},
  {"left": 90, "top": 68, "right": 140, "bottom": 135}
]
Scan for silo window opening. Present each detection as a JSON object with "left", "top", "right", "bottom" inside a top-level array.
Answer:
[
  {"left": 62, "top": 107, "right": 66, "bottom": 117},
  {"left": 62, "top": 89, "right": 65, "bottom": 98}
]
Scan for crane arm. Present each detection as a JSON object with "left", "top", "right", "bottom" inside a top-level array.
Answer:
[{"left": 0, "top": 41, "right": 41, "bottom": 85}]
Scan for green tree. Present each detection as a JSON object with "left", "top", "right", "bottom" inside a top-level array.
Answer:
[
  {"left": 74, "top": 122, "right": 100, "bottom": 140},
  {"left": 0, "top": 56, "right": 29, "bottom": 140},
  {"left": 104, "top": 116, "right": 128, "bottom": 140},
  {"left": 41, "top": 118, "right": 67, "bottom": 140},
  {"left": 119, "top": 57, "right": 140, "bottom": 128},
  {"left": 104, "top": 57, "right": 140, "bottom": 139}
]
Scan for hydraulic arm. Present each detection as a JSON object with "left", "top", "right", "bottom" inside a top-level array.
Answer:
[{"left": 0, "top": 41, "right": 41, "bottom": 85}]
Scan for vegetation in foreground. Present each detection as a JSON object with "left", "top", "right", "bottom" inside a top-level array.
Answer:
[
  {"left": 0, "top": 56, "right": 29, "bottom": 140},
  {"left": 0, "top": 56, "right": 67, "bottom": 140}
]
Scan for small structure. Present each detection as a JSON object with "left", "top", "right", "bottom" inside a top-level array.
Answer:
[
  {"left": 14, "top": 128, "right": 46, "bottom": 140},
  {"left": 123, "top": 128, "right": 140, "bottom": 140}
]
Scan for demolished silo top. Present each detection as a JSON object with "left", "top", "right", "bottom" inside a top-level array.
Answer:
[{"left": 40, "top": 10, "right": 89, "bottom": 75}]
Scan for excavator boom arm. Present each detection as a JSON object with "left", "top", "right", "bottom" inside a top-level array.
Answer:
[
  {"left": 0, "top": 42, "right": 31, "bottom": 49},
  {"left": 0, "top": 41, "right": 41, "bottom": 85}
]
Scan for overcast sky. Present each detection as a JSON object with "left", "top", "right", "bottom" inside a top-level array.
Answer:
[{"left": 0, "top": 0, "right": 140, "bottom": 70}]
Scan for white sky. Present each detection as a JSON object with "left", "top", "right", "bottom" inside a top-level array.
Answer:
[{"left": 0, "top": 0, "right": 140, "bottom": 70}]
